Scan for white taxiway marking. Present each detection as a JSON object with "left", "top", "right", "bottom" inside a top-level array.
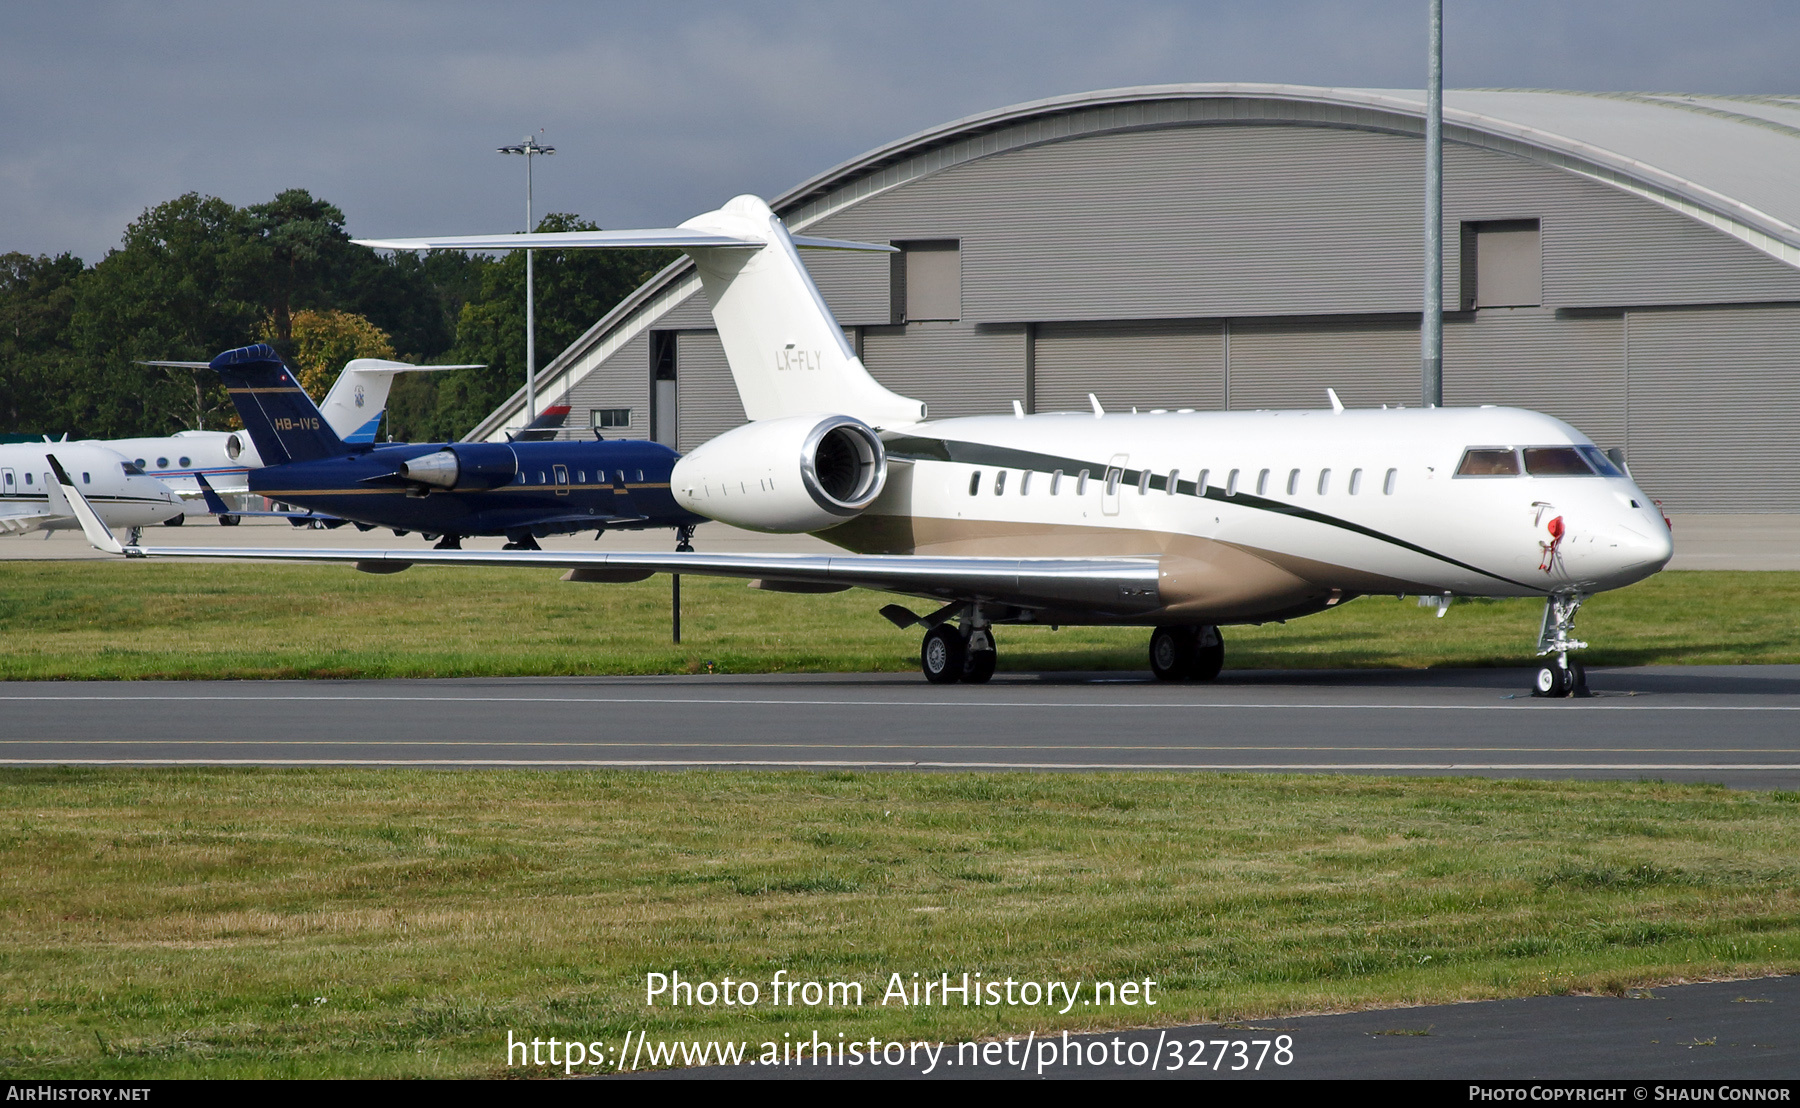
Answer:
[
  {"left": 1, "top": 759, "right": 1795, "bottom": 772},
  {"left": 0, "top": 694, "right": 1796, "bottom": 712},
  {"left": 2, "top": 740, "right": 1794, "bottom": 754}
]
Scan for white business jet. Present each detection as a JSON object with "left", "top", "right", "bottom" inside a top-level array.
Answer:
[
  {"left": 2, "top": 442, "right": 180, "bottom": 538},
  {"left": 103, "top": 358, "right": 475, "bottom": 520},
  {"left": 57, "top": 195, "right": 1673, "bottom": 697}
]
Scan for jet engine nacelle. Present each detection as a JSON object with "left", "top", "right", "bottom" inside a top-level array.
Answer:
[
  {"left": 672, "top": 414, "right": 886, "bottom": 533},
  {"left": 398, "top": 444, "right": 519, "bottom": 491}
]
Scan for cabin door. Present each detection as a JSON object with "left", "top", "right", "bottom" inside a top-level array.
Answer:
[{"left": 1102, "top": 454, "right": 1128, "bottom": 516}]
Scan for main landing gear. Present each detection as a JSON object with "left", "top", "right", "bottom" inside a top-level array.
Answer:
[
  {"left": 1532, "top": 590, "right": 1590, "bottom": 698},
  {"left": 1149, "top": 625, "right": 1225, "bottom": 682},
  {"left": 919, "top": 609, "right": 998, "bottom": 685}
]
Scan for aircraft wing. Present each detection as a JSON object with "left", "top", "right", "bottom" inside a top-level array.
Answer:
[
  {"left": 0, "top": 508, "right": 56, "bottom": 535},
  {"left": 50, "top": 453, "right": 1158, "bottom": 614}
]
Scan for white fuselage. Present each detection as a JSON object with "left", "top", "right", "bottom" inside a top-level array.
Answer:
[
  {"left": 99, "top": 431, "right": 260, "bottom": 499},
  {"left": 0, "top": 443, "right": 182, "bottom": 534},
  {"left": 830, "top": 405, "right": 1672, "bottom": 622}
]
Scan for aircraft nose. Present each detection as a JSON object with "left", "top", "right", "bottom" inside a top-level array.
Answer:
[{"left": 1599, "top": 520, "right": 1674, "bottom": 581}]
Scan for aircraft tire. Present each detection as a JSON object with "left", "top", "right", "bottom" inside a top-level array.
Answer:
[
  {"left": 1192, "top": 627, "right": 1225, "bottom": 682},
  {"left": 1532, "top": 662, "right": 1572, "bottom": 698},
  {"left": 1149, "top": 626, "right": 1197, "bottom": 681},
  {"left": 921, "top": 624, "right": 965, "bottom": 684},
  {"left": 163, "top": 514, "right": 184, "bottom": 527},
  {"left": 964, "top": 645, "right": 997, "bottom": 684},
  {"left": 218, "top": 514, "right": 239, "bottom": 527}
]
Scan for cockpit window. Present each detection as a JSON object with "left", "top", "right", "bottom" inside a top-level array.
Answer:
[
  {"left": 121, "top": 462, "right": 145, "bottom": 476},
  {"left": 1523, "top": 447, "right": 1596, "bottom": 476},
  {"left": 1576, "top": 445, "right": 1624, "bottom": 477},
  {"left": 1455, "top": 448, "right": 1520, "bottom": 476}
]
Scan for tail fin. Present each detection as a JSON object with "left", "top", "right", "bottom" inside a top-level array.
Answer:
[
  {"left": 354, "top": 196, "right": 927, "bottom": 428},
  {"left": 318, "top": 359, "right": 478, "bottom": 443},
  {"left": 513, "top": 402, "right": 571, "bottom": 442},
  {"left": 211, "top": 344, "right": 349, "bottom": 464},
  {"left": 680, "top": 196, "right": 925, "bottom": 426}
]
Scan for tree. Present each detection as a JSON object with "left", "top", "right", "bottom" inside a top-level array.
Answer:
[
  {"left": 426, "top": 214, "right": 676, "bottom": 439},
  {"left": 0, "top": 252, "right": 85, "bottom": 435},
  {"left": 69, "top": 193, "right": 262, "bottom": 436},
  {"left": 0, "top": 188, "right": 531, "bottom": 439},
  {"left": 261, "top": 308, "right": 396, "bottom": 398}
]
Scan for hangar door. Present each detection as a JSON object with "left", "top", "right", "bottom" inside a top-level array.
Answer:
[
  {"left": 674, "top": 331, "right": 747, "bottom": 453},
  {"left": 1224, "top": 316, "right": 1419, "bottom": 411},
  {"left": 1443, "top": 310, "right": 1626, "bottom": 448},
  {"left": 1032, "top": 320, "right": 1225, "bottom": 413},
  {"left": 1624, "top": 305, "right": 1800, "bottom": 512}
]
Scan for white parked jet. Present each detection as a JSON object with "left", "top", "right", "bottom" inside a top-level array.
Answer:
[
  {"left": 58, "top": 196, "right": 1674, "bottom": 697},
  {"left": 2, "top": 442, "right": 180, "bottom": 537}
]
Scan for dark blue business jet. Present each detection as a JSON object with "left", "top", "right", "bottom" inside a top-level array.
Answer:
[{"left": 214, "top": 344, "right": 704, "bottom": 549}]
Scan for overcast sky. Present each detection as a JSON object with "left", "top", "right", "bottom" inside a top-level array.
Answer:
[{"left": 5, "top": 0, "right": 1796, "bottom": 263}]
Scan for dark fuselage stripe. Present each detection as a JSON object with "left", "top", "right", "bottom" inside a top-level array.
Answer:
[
  {"left": 257, "top": 483, "right": 669, "bottom": 496},
  {"left": 884, "top": 435, "right": 1540, "bottom": 592}
]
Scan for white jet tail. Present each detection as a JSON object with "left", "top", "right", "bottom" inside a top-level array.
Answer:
[
  {"left": 355, "top": 196, "right": 926, "bottom": 428},
  {"left": 677, "top": 196, "right": 924, "bottom": 426},
  {"left": 318, "top": 360, "right": 479, "bottom": 443}
]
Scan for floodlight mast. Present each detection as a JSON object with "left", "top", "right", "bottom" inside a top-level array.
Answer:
[
  {"left": 1421, "top": 0, "right": 1444, "bottom": 408},
  {"left": 499, "top": 132, "right": 555, "bottom": 422}
]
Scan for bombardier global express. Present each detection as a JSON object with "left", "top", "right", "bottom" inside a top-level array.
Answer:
[{"left": 58, "top": 195, "right": 1674, "bottom": 697}]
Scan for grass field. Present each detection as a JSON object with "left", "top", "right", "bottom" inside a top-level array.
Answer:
[
  {"left": 4, "top": 566, "right": 1797, "bottom": 1077},
  {"left": 0, "top": 768, "right": 1795, "bottom": 1077},
  {"left": 1, "top": 562, "right": 1798, "bottom": 679}
]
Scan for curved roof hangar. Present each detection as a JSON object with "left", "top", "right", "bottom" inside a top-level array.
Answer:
[{"left": 474, "top": 83, "right": 1800, "bottom": 441}]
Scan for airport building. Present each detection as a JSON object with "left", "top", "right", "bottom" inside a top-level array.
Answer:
[{"left": 471, "top": 85, "right": 1800, "bottom": 515}]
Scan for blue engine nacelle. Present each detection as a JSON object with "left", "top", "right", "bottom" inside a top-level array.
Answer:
[{"left": 398, "top": 444, "right": 519, "bottom": 491}]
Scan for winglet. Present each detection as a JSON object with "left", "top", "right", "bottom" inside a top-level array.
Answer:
[
  {"left": 46, "top": 455, "right": 126, "bottom": 555},
  {"left": 193, "top": 471, "right": 234, "bottom": 515}
]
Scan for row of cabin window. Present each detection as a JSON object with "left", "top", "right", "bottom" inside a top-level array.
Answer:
[
  {"left": 511, "top": 468, "right": 647, "bottom": 485},
  {"left": 134, "top": 457, "right": 192, "bottom": 470},
  {"left": 967, "top": 467, "right": 1400, "bottom": 498},
  {"left": 2, "top": 470, "right": 97, "bottom": 488}
]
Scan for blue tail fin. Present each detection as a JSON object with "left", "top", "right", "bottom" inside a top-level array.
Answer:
[{"left": 211, "top": 344, "right": 349, "bottom": 464}]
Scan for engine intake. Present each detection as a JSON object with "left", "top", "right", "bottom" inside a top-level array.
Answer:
[{"left": 673, "top": 414, "right": 887, "bottom": 533}]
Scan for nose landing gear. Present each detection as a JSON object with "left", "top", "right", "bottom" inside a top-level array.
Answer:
[{"left": 1532, "top": 591, "right": 1589, "bottom": 698}]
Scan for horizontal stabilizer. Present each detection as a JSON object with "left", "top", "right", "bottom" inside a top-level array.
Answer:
[
  {"left": 353, "top": 229, "right": 895, "bottom": 253},
  {"left": 355, "top": 229, "right": 764, "bottom": 252}
]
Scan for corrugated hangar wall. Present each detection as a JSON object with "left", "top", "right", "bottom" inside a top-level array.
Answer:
[{"left": 536, "top": 118, "right": 1800, "bottom": 513}]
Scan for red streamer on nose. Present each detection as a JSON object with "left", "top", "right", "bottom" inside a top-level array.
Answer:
[{"left": 1547, "top": 516, "right": 1564, "bottom": 540}]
